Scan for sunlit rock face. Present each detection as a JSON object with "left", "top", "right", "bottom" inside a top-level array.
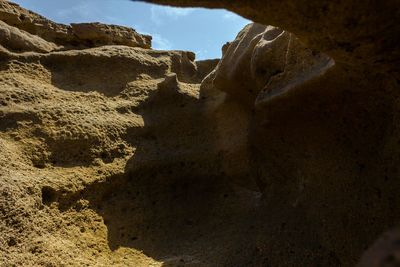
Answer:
[
  {"left": 1, "top": 0, "right": 400, "bottom": 266},
  {"left": 0, "top": 1, "right": 223, "bottom": 266},
  {"left": 0, "top": 0, "right": 152, "bottom": 49},
  {"left": 207, "top": 23, "right": 334, "bottom": 106}
]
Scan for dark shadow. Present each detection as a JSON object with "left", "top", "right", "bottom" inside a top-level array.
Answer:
[
  {"left": 51, "top": 78, "right": 267, "bottom": 266},
  {"left": 44, "top": 64, "right": 400, "bottom": 266}
]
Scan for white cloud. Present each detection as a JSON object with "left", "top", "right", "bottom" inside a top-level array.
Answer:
[
  {"left": 56, "top": 2, "right": 95, "bottom": 21},
  {"left": 195, "top": 49, "right": 209, "bottom": 59},
  {"left": 129, "top": 26, "right": 172, "bottom": 50},
  {"left": 150, "top": 6, "right": 195, "bottom": 25},
  {"left": 54, "top": 2, "right": 125, "bottom": 26},
  {"left": 151, "top": 33, "right": 173, "bottom": 50}
]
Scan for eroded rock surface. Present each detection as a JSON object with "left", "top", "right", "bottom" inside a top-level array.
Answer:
[
  {"left": 145, "top": 0, "right": 400, "bottom": 266},
  {"left": 358, "top": 229, "right": 400, "bottom": 267},
  {"left": 0, "top": 2, "right": 221, "bottom": 266},
  {"left": 0, "top": 20, "right": 58, "bottom": 53},
  {"left": 1, "top": 0, "right": 400, "bottom": 266},
  {"left": 206, "top": 23, "right": 334, "bottom": 106},
  {"left": 70, "top": 23, "right": 152, "bottom": 49}
]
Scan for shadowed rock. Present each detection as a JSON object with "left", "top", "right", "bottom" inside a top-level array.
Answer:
[{"left": 358, "top": 229, "right": 400, "bottom": 267}]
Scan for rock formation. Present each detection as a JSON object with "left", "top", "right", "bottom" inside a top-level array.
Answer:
[
  {"left": 145, "top": 0, "right": 399, "bottom": 79},
  {"left": 0, "top": 1, "right": 217, "bottom": 266},
  {"left": 0, "top": 0, "right": 152, "bottom": 49},
  {"left": 144, "top": 0, "right": 400, "bottom": 265},
  {"left": 206, "top": 23, "right": 334, "bottom": 106},
  {"left": 358, "top": 229, "right": 400, "bottom": 267},
  {"left": 1, "top": 0, "right": 400, "bottom": 266}
]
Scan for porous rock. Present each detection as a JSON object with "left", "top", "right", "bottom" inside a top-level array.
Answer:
[
  {"left": 1, "top": 0, "right": 400, "bottom": 266},
  {"left": 70, "top": 23, "right": 152, "bottom": 49},
  {"left": 0, "top": 20, "right": 58, "bottom": 52}
]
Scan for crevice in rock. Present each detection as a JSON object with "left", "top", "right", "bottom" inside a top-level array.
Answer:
[{"left": 41, "top": 186, "right": 58, "bottom": 206}]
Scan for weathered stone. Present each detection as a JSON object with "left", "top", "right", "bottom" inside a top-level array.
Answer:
[
  {"left": 207, "top": 23, "right": 334, "bottom": 106},
  {"left": 0, "top": 0, "right": 151, "bottom": 49},
  {"left": 143, "top": 1, "right": 400, "bottom": 266},
  {"left": 145, "top": 0, "right": 400, "bottom": 79},
  {"left": 70, "top": 23, "right": 151, "bottom": 49},
  {"left": 0, "top": 20, "right": 58, "bottom": 52},
  {"left": 193, "top": 58, "right": 219, "bottom": 83},
  {"left": 358, "top": 229, "right": 400, "bottom": 267},
  {"left": 1, "top": 0, "right": 400, "bottom": 266}
]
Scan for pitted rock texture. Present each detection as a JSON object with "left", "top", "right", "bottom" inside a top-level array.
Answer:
[
  {"left": 0, "top": 44, "right": 211, "bottom": 266},
  {"left": 1, "top": 0, "right": 400, "bottom": 267},
  {"left": 70, "top": 23, "right": 152, "bottom": 49},
  {"left": 0, "top": 3, "right": 222, "bottom": 266},
  {"left": 0, "top": 20, "right": 58, "bottom": 53}
]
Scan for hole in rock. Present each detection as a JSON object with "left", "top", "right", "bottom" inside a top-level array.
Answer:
[{"left": 41, "top": 186, "right": 58, "bottom": 205}]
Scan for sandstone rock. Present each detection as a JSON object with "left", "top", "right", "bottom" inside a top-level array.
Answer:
[
  {"left": 70, "top": 23, "right": 151, "bottom": 49},
  {"left": 0, "top": 0, "right": 151, "bottom": 49},
  {"left": 168, "top": 51, "right": 219, "bottom": 84},
  {"left": 144, "top": 1, "right": 400, "bottom": 266},
  {"left": 0, "top": 20, "right": 58, "bottom": 52},
  {"left": 1, "top": 0, "right": 400, "bottom": 266},
  {"left": 0, "top": 43, "right": 209, "bottom": 266},
  {"left": 193, "top": 58, "right": 219, "bottom": 83},
  {"left": 145, "top": 0, "right": 400, "bottom": 78},
  {"left": 169, "top": 51, "right": 197, "bottom": 83},
  {"left": 0, "top": 5, "right": 226, "bottom": 264},
  {"left": 208, "top": 23, "right": 334, "bottom": 106},
  {"left": 358, "top": 229, "right": 400, "bottom": 267},
  {"left": 157, "top": 73, "right": 179, "bottom": 91},
  {"left": 0, "top": 0, "right": 72, "bottom": 44}
]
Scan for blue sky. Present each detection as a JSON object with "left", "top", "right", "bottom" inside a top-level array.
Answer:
[{"left": 11, "top": 0, "right": 250, "bottom": 60}]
